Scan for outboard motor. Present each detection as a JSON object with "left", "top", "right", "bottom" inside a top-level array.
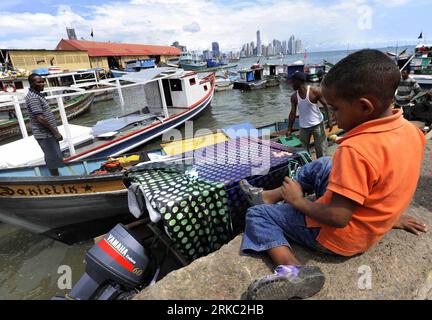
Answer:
[{"left": 54, "top": 224, "right": 155, "bottom": 300}]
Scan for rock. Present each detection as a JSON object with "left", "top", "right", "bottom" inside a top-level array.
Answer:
[
  {"left": 416, "top": 272, "right": 432, "bottom": 300},
  {"left": 134, "top": 140, "right": 432, "bottom": 300}
]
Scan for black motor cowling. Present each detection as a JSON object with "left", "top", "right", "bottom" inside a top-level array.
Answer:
[{"left": 56, "top": 223, "right": 155, "bottom": 300}]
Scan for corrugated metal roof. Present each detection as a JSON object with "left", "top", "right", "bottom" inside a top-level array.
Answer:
[{"left": 56, "top": 39, "right": 181, "bottom": 57}]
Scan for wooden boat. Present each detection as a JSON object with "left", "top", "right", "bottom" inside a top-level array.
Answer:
[
  {"left": 0, "top": 155, "right": 148, "bottom": 244},
  {"left": 0, "top": 93, "right": 95, "bottom": 142},
  {"left": 263, "top": 64, "right": 282, "bottom": 87},
  {"left": 64, "top": 68, "right": 215, "bottom": 162},
  {"left": 179, "top": 52, "right": 207, "bottom": 71},
  {"left": 215, "top": 75, "right": 234, "bottom": 92},
  {"left": 0, "top": 68, "right": 215, "bottom": 167},
  {"left": 0, "top": 113, "right": 343, "bottom": 244},
  {"left": 233, "top": 64, "right": 267, "bottom": 90}
]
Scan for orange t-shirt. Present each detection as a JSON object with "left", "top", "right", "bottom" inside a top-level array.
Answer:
[{"left": 306, "top": 109, "right": 425, "bottom": 256}]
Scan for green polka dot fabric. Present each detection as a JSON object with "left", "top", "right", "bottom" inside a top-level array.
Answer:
[{"left": 127, "top": 166, "right": 233, "bottom": 261}]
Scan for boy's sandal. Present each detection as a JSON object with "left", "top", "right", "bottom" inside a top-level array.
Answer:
[{"left": 239, "top": 179, "right": 264, "bottom": 206}]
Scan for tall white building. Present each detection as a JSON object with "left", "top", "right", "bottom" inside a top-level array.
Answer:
[
  {"left": 257, "top": 30, "right": 262, "bottom": 56},
  {"left": 288, "top": 35, "right": 295, "bottom": 55},
  {"left": 295, "top": 39, "right": 303, "bottom": 54}
]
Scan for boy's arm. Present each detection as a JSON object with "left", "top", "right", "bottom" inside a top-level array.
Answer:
[
  {"left": 393, "top": 215, "right": 427, "bottom": 235},
  {"left": 281, "top": 177, "right": 356, "bottom": 228}
]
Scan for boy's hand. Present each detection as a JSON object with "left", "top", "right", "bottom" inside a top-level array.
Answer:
[
  {"left": 280, "top": 177, "right": 304, "bottom": 206},
  {"left": 393, "top": 215, "right": 427, "bottom": 235}
]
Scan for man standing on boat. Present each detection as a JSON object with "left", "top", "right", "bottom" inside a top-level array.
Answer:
[
  {"left": 286, "top": 71, "right": 332, "bottom": 158},
  {"left": 394, "top": 68, "right": 422, "bottom": 107},
  {"left": 25, "top": 74, "right": 64, "bottom": 176}
]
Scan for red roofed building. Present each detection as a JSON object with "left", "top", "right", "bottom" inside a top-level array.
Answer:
[{"left": 56, "top": 39, "right": 181, "bottom": 71}]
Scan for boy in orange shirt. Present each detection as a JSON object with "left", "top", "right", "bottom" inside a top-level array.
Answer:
[{"left": 240, "top": 49, "right": 427, "bottom": 300}]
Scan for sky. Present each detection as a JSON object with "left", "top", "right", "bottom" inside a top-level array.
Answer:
[{"left": 0, "top": 0, "right": 430, "bottom": 53}]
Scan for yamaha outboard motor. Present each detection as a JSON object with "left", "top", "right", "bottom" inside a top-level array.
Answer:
[{"left": 55, "top": 223, "right": 155, "bottom": 300}]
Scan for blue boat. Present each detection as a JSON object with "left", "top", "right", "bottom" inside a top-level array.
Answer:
[
  {"left": 206, "top": 59, "right": 227, "bottom": 68},
  {"left": 125, "top": 59, "right": 156, "bottom": 72}
]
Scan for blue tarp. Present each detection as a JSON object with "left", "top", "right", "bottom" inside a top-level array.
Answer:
[{"left": 246, "top": 71, "right": 254, "bottom": 82}]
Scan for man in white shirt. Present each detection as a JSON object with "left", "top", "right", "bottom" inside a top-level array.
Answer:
[{"left": 287, "top": 72, "right": 332, "bottom": 158}]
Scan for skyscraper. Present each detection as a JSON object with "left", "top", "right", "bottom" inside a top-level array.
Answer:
[
  {"left": 288, "top": 35, "right": 295, "bottom": 55},
  {"left": 203, "top": 50, "right": 212, "bottom": 60},
  {"left": 295, "top": 39, "right": 303, "bottom": 54},
  {"left": 257, "top": 30, "right": 262, "bottom": 56},
  {"left": 282, "top": 40, "right": 287, "bottom": 55},
  {"left": 212, "top": 42, "right": 220, "bottom": 58}
]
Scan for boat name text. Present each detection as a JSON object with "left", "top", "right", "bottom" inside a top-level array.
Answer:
[{"left": 0, "top": 184, "right": 95, "bottom": 197}]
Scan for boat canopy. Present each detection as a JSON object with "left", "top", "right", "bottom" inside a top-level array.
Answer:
[{"left": 120, "top": 67, "right": 180, "bottom": 83}]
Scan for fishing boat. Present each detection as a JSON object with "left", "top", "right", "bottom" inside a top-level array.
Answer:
[
  {"left": 233, "top": 64, "right": 267, "bottom": 90},
  {"left": 411, "top": 44, "right": 432, "bottom": 89},
  {"left": 206, "top": 58, "right": 227, "bottom": 68},
  {"left": 304, "top": 64, "right": 326, "bottom": 82},
  {"left": 282, "top": 60, "right": 305, "bottom": 80},
  {"left": 44, "top": 68, "right": 114, "bottom": 104},
  {"left": 111, "top": 59, "right": 157, "bottom": 78},
  {"left": 179, "top": 52, "right": 207, "bottom": 71},
  {"left": 0, "top": 68, "right": 215, "bottom": 166},
  {"left": 0, "top": 153, "right": 152, "bottom": 244},
  {"left": 0, "top": 92, "right": 95, "bottom": 143},
  {"left": 215, "top": 76, "right": 233, "bottom": 92},
  {"left": 263, "top": 64, "right": 283, "bottom": 87}
]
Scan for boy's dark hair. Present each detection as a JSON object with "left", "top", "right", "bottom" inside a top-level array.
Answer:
[
  {"left": 322, "top": 49, "right": 400, "bottom": 108},
  {"left": 28, "top": 73, "right": 42, "bottom": 84}
]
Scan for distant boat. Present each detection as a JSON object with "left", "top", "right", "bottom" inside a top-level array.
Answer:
[
  {"left": 282, "top": 60, "right": 305, "bottom": 80},
  {"left": 267, "top": 53, "right": 284, "bottom": 60},
  {"left": 304, "top": 64, "right": 326, "bottom": 82},
  {"left": 263, "top": 64, "right": 283, "bottom": 87},
  {"left": 233, "top": 64, "right": 267, "bottom": 90},
  {"left": 111, "top": 59, "right": 157, "bottom": 78},
  {"left": 411, "top": 44, "right": 432, "bottom": 89},
  {"left": 215, "top": 75, "right": 233, "bottom": 91},
  {"left": 179, "top": 52, "right": 207, "bottom": 71},
  {"left": 206, "top": 58, "right": 227, "bottom": 68}
]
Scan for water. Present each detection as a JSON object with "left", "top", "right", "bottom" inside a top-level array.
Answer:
[{"left": 0, "top": 47, "right": 401, "bottom": 299}]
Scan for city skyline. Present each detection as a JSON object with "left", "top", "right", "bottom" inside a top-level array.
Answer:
[
  {"left": 240, "top": 31, "right": 304, "bottom": 58},
  {"left": 0, "top": 0, "right": 430, "bottom": 52}
]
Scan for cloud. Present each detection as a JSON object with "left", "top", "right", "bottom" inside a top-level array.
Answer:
[
  {"left": 0, "top": 0, "right": 425, "bottom": 52},
  {"left": 183, "top": 21, "right": 201, "bottom": 33}
]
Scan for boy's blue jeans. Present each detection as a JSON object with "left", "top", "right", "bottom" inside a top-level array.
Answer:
[{"left": 241, "top": 157, "right": 334, "bottom": 255}]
